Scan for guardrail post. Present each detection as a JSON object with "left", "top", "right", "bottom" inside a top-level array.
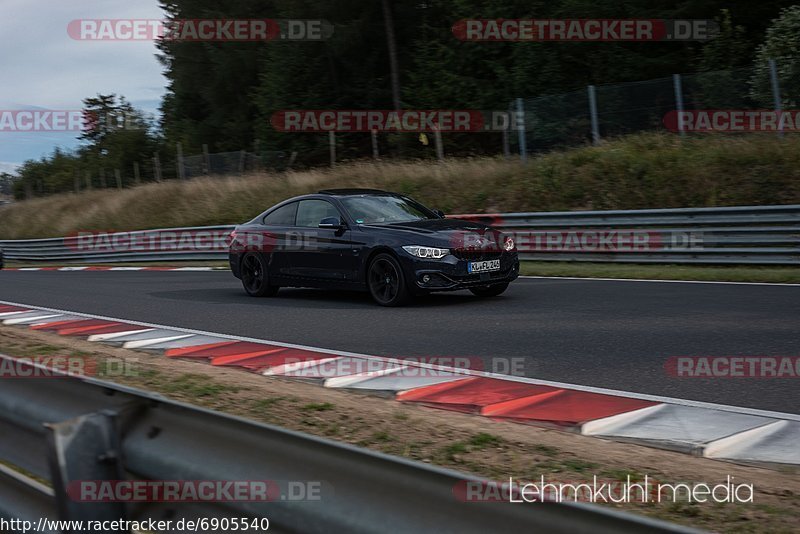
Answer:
[
  {"left": 588, "top": 85, "right": 600, "bottom": 145},
  {"left": 768, "top": 58, "right": 783, "bottom": 138},
  {"left": 673, "top": 74, "right": 685, "bottom": 137},
  {"left": 45, "top": 410, "right": 127, "bottom": 526},
  {"left": 515, "top": 98, "right": 527, "bottom": 164}
]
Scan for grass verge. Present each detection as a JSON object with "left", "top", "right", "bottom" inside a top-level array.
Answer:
[
  {"left": 519, "top": 262, "right": 800, "bottom": 284},
  {"left": 5, "top": 260, "right": 798, "bottom": 285},
  {"left": 0, "top": 325, "right": 797, "bottom": 532}
]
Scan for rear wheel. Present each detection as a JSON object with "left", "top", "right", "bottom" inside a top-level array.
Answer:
[
  {"left": 368, "top": 253, "right": 411, "bottom": 306},
  {"left": 469, "top": 282, "right": 509, "bottom": 298},
  {"left": 240, "top": 253, "right": 279, "bottom": 297}
]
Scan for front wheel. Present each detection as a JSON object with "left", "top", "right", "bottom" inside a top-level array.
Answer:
[
  {"left": 240, "top": 253, "right": 279, "bottom": 297},
  {"left": 367, "top": 253, "right": 411, "bottom": 306},
  {"left": 469, "top": 282, "right": 509, "bottom": 298}
]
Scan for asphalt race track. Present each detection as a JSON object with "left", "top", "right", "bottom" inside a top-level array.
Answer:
[{"left": 0, "top": 270, "right": 797, "bottom": 414}]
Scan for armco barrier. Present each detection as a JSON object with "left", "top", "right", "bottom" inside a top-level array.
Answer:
[
  {"left": 0, "top": 204, "right": 798, "bottom": 265},
  {"left": 0, "top": 353, "right": 695, "bottom": 533}
]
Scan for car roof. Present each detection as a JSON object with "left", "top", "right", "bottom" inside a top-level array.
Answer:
[{"left": 317, "top": 188, "right": 395, "bottom": 196}]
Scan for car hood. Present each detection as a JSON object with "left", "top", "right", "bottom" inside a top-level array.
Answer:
[
  {"left": 363, "top": 218, "right": 494, "bottom": 235},
  {"left": 361, "top": 218, "right": 506, "bottom": 249}
]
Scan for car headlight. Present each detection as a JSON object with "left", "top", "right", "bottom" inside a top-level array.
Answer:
[
  {"left": 503, "top": 236, "right": 515, "bottom": 251},
  {"left": 402, "top": 245, "right": 450, "bottom": 259}
]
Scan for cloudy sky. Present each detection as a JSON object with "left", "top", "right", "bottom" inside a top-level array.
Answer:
[{"left": 0, "top": 0, "right": 166, "bottom": 174}]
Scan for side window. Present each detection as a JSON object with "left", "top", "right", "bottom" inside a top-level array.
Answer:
[
  {"left": 296, "top": 200, "right": 341, "bottom": 228},
  {"left": 263, "top": 202, "right": 297, "bottom": 226}
]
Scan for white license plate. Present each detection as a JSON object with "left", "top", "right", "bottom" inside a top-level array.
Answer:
[{"left": 468, "top": 259, "right": 500, "bottom": 273}]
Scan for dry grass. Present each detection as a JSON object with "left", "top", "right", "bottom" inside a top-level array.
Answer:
[{"left": 2, "top": 133, "right": 800, "bottom": 239}]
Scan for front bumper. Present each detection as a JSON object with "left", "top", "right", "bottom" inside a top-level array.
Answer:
[{"left": 399, "top": 251, "right": 519, "bottom": 292}]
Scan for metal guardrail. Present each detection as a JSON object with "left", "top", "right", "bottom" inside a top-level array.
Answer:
[
  {"left": 0, "top": 205, "right": 798, "bottom": 265},
  {"left": 455, "top": 204, "right": 800, "bottom": 265},
  {"left": 0, "top": 354, "right": 695, "bottom": 533}
]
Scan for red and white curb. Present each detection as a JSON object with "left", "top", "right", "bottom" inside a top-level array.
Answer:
[
  {"left": 3, "top": 266, "right": 225, "bottom": 272},
  {"left": 1, "top": 299, "right": 797, "bottom": 467}
]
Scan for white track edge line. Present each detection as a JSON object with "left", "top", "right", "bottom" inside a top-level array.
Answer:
[{"left": 2, "top": 298, "right": 798, "bottom": 422}]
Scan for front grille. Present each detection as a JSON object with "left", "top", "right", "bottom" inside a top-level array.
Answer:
[{"left": 450, "top": 248, "right": 504, "bottom": 261}]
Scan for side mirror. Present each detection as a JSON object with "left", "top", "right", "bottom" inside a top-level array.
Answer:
[
  {"left": 318, "top": 217, "right": 343, "bottom": 229},
  {"left": 433, "top": 209, "right": 445, "bottom": 218}
]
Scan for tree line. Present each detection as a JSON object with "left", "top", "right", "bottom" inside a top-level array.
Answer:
[{"left": 10, "top": 0, "right": 800, "bottom": 199}]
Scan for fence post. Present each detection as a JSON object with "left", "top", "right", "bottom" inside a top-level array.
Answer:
[
  {"left": 371, "top": 129, "right": 379, "bottom": 160},
  {"left": 153, "top": 153, "right": 162, "bottom": 182},
  {"left": 176, "top": 143, "right": 185, "bottom": 180},
  {"left": 133, "top": 162, "right": 141, "bottom": 185},
  {"left": 433, "top": 127, "right": 444, "bottom": 162},
  {"left": 588, "top": 85, "right": 600, "bottom": 145},
  {"left": 672, "top": 74, "right": 685, "bottom": 137},
  {"left": 515, "top": 98, "right": 527, "bottom": 164},
  {"left": 202, "top": 144, "right": 210, "bottom": 175},
  {"left": 254, "top": 139, "right": 262, "bottom": 171},
  {"left": 329, "top": 131, "right": 336, "bottom": 168},
  {"left": 114, "top": 169, "right": 122, "bottom": 189},
  {"left": 768, "top": 58, "right": 783, "bottom": 138}
]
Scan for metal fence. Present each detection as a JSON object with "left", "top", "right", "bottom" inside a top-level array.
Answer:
[
  {"left": 0, "top": 353, "right": 692, "bottom": 533},
  {"left": 1, "top": 205, "right": 797, "bottom": 266},
  {"left": 510, "top": 58, "right": 800, "bottom": 156},
  {"left": 180, "top": 150, "right": 290, "bottom": 180}
]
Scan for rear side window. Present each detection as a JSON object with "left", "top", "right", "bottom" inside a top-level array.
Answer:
[
  {"left": 296, "top": 200, "right": 341, "bottom": 227},
  {"left": 263, "top": 202, "right": 297, "bottom": 226}
]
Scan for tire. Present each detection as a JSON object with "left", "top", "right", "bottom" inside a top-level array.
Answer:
[
  {"left": 367, "top": 253, "right": 411, "bottom": 307},
  {"left": 469, "top": 282, "right": 509, "bottom": 298},
  {"left": 240, "top": 253, "right": 279, "bottom": 297}
]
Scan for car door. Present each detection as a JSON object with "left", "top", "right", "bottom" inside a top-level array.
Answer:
[
  {"left": 257, "top": 201, "right": 298, "bottom": 278},
  {"left": 290, "top": 199, "right": 358, "bottom": 281}
]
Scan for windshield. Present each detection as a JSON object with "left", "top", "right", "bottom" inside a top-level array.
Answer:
[{"left": 340, "top": 195, "right": 437, "bottom": 224}]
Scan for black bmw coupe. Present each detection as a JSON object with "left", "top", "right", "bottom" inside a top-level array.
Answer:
[{"left": 229, "top": 189, "right": 519, "bottom": 306}]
